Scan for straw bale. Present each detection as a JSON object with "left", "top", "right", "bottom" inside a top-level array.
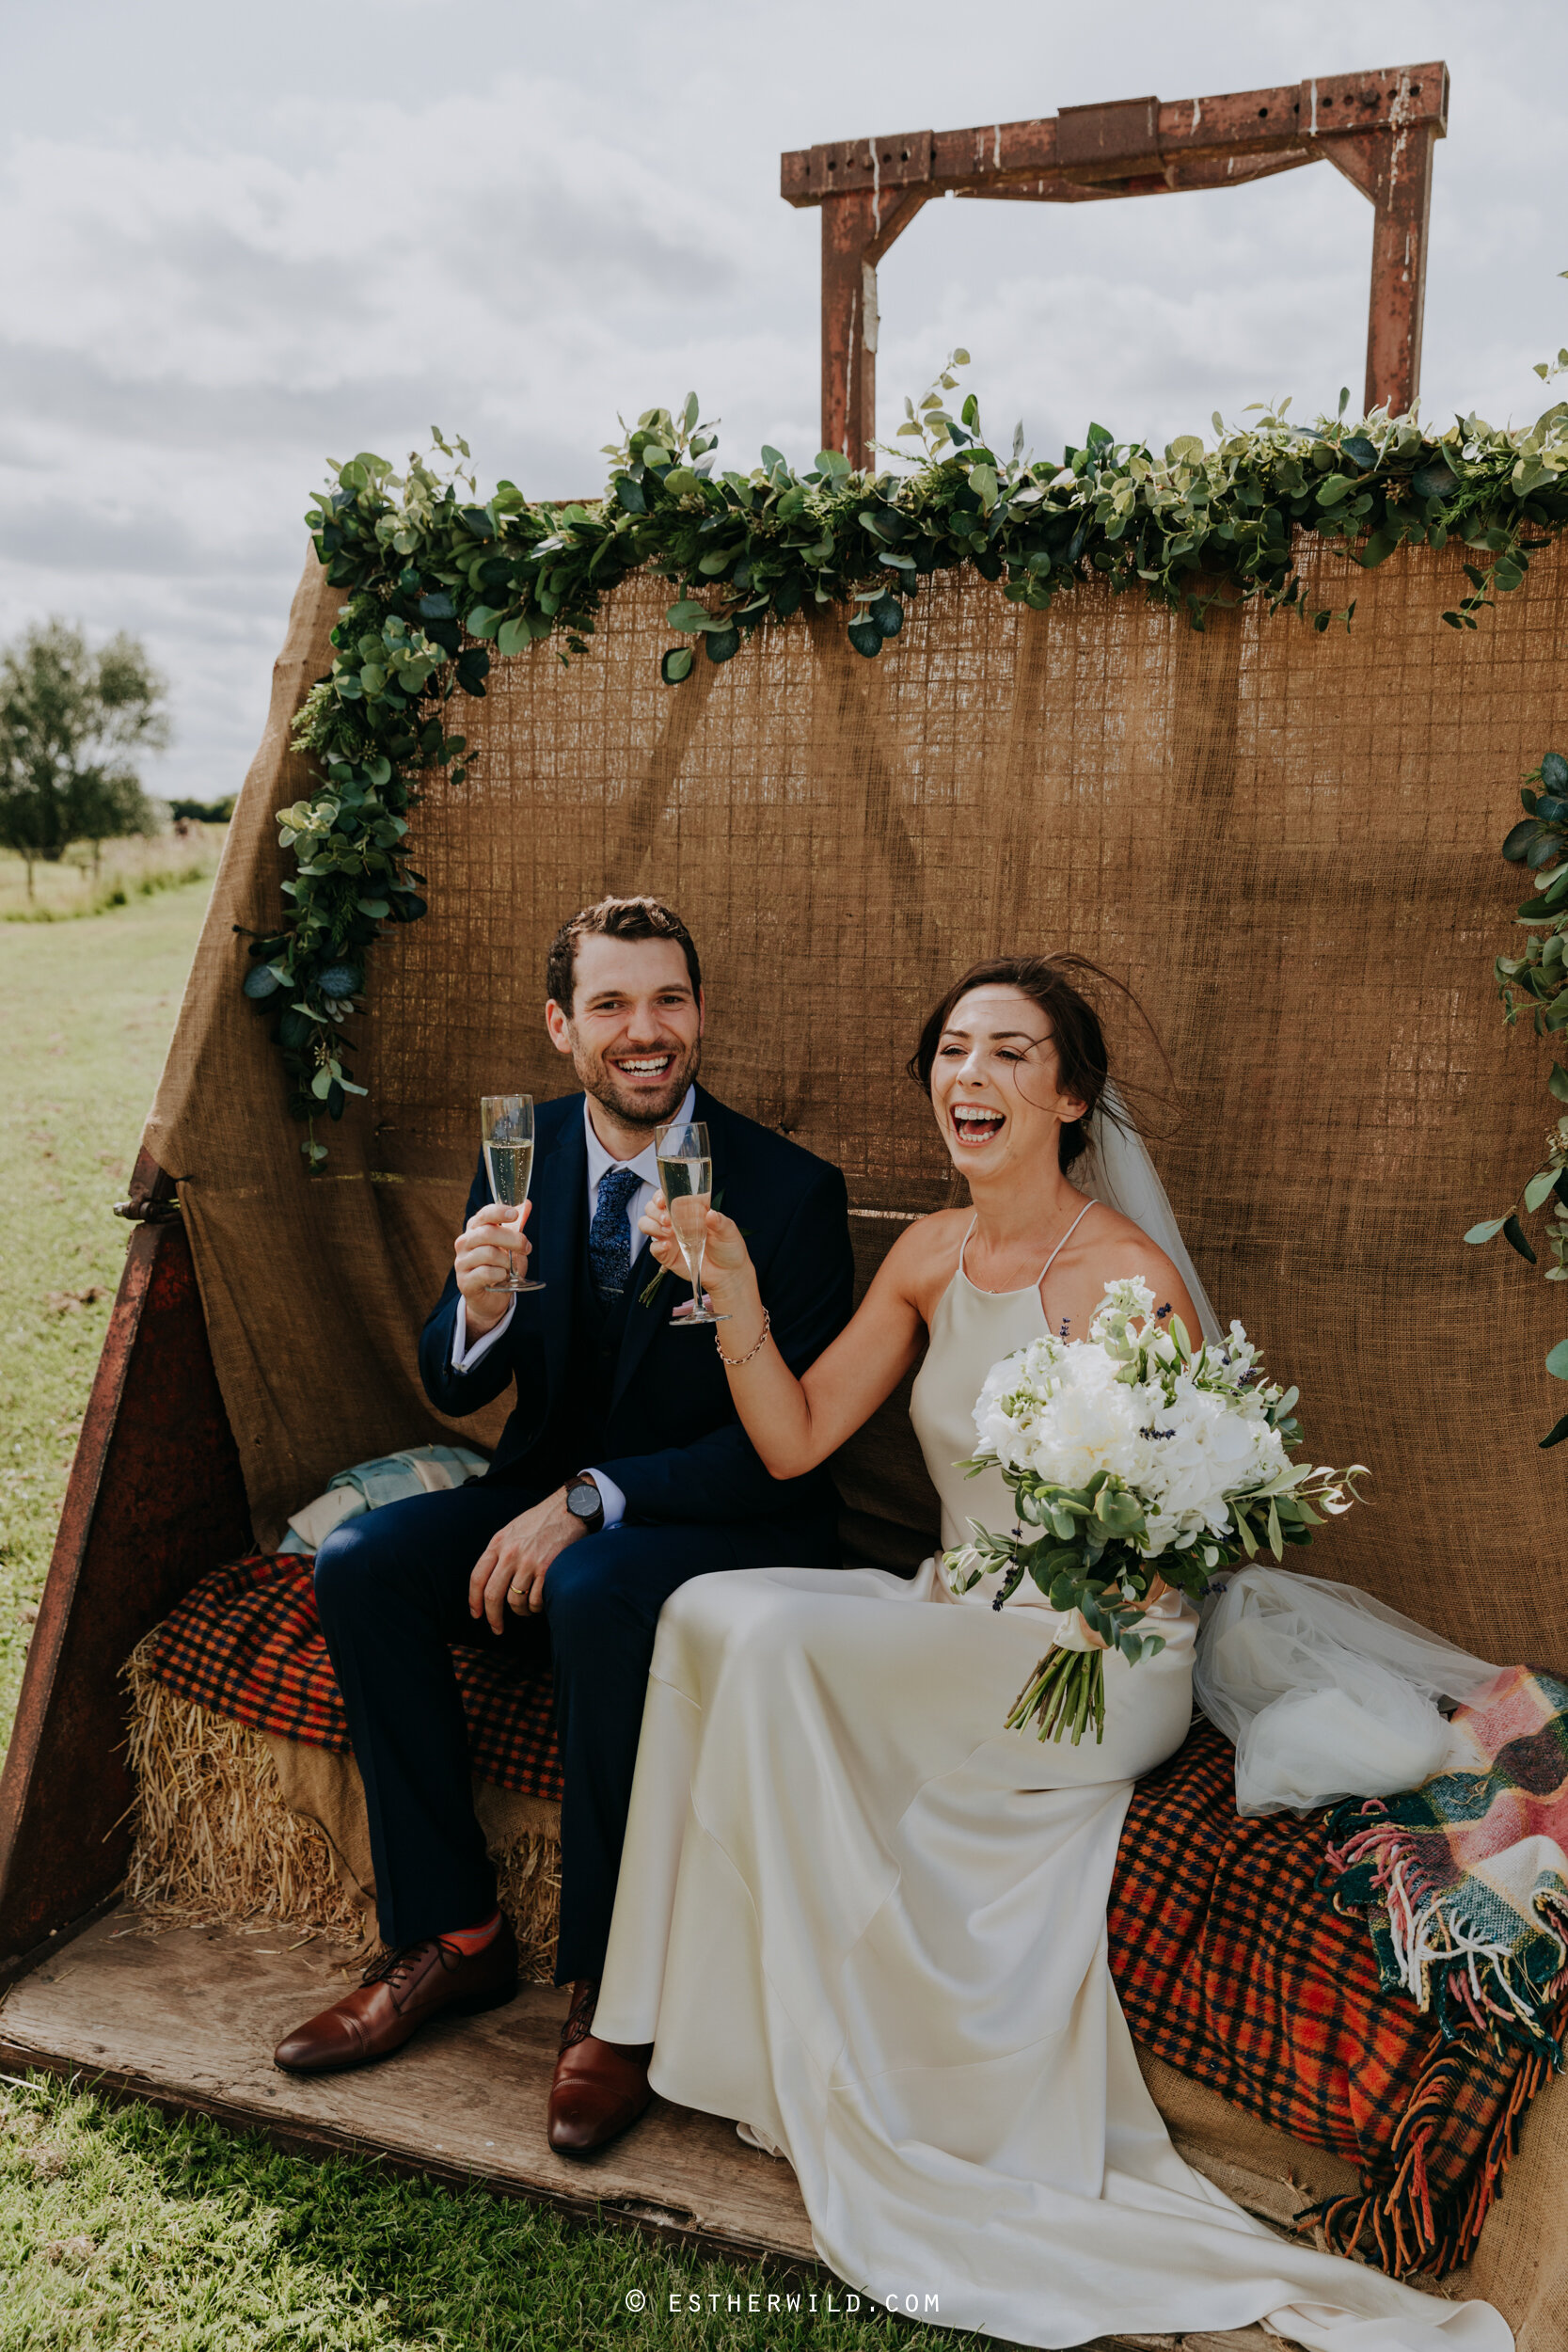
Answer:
[
  {"left": 123, "top": 1637, "right": 562, "bottom": 1977},
  {"left": 122, "top": 1634, "right": 365, "bottom": 1944}
]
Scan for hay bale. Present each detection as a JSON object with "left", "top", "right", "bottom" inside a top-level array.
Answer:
[
  {"left": 122, "top": 1633, "right": 562, "bottom": 1979},
  {"left": 123, "top": 1634, "right": 364, "bottom": 1942}
]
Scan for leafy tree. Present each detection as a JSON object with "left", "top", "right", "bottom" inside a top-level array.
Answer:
[{"left": 0, "top": 619, "right": 171, "bottom": 896}]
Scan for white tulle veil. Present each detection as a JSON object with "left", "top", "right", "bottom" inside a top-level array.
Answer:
[
  {"left": 1080, "top": 1089, "right": 1502, "bottom": 1815},
  {"left": 1076, "top": 1086, "right": 1224, "bottom": 1345}
]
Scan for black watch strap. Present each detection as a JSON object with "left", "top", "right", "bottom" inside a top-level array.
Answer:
[{"left": 567, "top": 1472, "right": 605, "bottom": 1534}]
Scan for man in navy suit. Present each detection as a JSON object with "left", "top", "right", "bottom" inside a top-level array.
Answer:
[{"left": 273, "top": 896, "right": 854, "bottom": 2153}]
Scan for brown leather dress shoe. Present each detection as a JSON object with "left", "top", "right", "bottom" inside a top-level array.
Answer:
[
  {"left": 274, "top": 1917, "right": 518, "bottom": 2075},
  {"left": 547, "top": 1979, "right": 653, "bottom": 2156}
]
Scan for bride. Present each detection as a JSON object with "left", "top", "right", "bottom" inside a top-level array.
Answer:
[{"left": 590, "top": 954, "right": 1510, "bottom": 2352}]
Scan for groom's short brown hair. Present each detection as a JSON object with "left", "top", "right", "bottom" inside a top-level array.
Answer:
[{"left": 546, "top": 896, "right": 703, "bottom": 1012}]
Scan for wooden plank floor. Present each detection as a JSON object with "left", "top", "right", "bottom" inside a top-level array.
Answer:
[
  {"left": 0, "top": 1905, "right": 814, "bottom": 2258},
  {"left": 0, "top": 1904, "right": 1275, "bottom": 2351}
]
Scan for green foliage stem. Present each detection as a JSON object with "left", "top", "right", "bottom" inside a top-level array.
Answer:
[
  {"left": 270, "top": 372, "right": 1568, "bottom": 1167},
  {"left": 1465, "top": 745, "right": 1568, "bottom": 1443}
]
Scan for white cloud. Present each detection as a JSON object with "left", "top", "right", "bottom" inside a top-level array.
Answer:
[{"left": 1, "top": 1, "right": 1565, "bottom": 800}]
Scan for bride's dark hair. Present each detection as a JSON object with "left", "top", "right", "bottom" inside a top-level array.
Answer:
[{"left": 908, "top": 954, "right": 1155, "bottom": 1176}]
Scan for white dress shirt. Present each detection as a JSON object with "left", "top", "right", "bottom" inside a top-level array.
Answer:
[{"left": 450, "top": 1086, "right": 697, "bottom": 1529}]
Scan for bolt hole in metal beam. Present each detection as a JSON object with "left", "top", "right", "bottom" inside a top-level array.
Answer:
[{"left": 784, "top": 64, "right": 1448, "bottom": 463}]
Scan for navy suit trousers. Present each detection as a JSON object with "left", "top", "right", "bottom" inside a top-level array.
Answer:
[{"left": 312, "top": 1482, "right": 837, "bottom": 1983}]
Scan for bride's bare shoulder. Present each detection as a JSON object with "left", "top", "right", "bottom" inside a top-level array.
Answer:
[
  {"left": 1076, "top": 1200, "right": 1197, "bottom": 1323},
  {"left": 878, "top": 1207, "right": 970, "bottom": 1298}
]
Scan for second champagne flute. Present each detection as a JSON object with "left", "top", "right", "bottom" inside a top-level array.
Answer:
[
  {"left": 480, "top": 1093, "right": 545, "bottom": 1293},
  {"left": 656, "top": 1118, "right": 727, "bottom": 1327}
]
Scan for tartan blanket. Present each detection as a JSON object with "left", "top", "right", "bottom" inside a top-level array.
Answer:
[
  {"left": 1113, "top": 1719, "right": 1559, "bottom": 2278},
  {"left": 142, "top": 1554, "right": 563, "bottom": 1801},
  {"left": 140, "top": 1556, "right": 1554, "bottom": 2278},
  {"left": 1324, "top": 1665, "right": 1568, "bottom": 2063}
]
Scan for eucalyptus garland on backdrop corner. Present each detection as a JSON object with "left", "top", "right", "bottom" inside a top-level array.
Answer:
[{"left": 237, "top": 346, "right": 1568, "bottom": 1424}]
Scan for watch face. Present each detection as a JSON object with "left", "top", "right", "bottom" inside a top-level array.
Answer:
[{"left": 569, "top": 1481, "right": 599, "bottom": 1518}]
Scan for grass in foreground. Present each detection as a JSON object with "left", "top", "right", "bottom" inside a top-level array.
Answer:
[
  {"left": 0, "top": 2074, "right": 960, "bottom": 2351},
  {"left": 0, "top": 886, "right": 980, "bottom": 2350}
]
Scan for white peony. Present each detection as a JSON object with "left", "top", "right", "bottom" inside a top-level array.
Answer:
[{"left": 970, "top": 1277, "right": 1292, "bottom": 1559}]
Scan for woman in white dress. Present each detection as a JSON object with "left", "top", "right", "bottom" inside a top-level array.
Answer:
[{"left": 593, "top": 955, "right": 1510, "bottom": 2352}]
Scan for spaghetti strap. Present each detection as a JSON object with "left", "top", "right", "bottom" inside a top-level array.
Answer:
[
  {"left": 1037, "top": 1198, "right": 1096, "bottom": 1286},
  {"left": 956, "top": 1202, "right": 1096, "bottom": 1298}
]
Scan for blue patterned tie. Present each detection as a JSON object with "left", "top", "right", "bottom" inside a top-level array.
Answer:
[{"left": 589, "top": 1166, "right": 641, "bottom": 1300}]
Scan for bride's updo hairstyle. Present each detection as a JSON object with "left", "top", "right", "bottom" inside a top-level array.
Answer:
[{"left": 909, "top": 954, "right": 1147, "bottom": 1175}]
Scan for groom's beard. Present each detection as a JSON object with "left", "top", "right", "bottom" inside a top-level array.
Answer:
[{"left": 576, "top": 1034, "right": 702, "bottom": 1133}]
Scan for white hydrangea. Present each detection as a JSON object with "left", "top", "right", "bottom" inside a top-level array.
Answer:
[{"left": 971, "top": 1276, "right": 1291, "bottom": 1559}]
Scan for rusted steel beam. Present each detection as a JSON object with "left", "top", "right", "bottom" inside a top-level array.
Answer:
[
  {"left": 0, "top": 1156, "right": 251, "bottom": 1963},
  {"left": 1310, "top": 98, "right": 1443, "bottom": 417},
  {"left": 784, "top": 64, "right": 1448, "bottom": 458}
]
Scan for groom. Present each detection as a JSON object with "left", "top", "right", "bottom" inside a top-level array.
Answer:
[{"left": 272, "top": 895, "right": 854, "bottom": 2152}]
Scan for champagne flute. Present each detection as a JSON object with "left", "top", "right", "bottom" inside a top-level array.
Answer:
[
  {"left": 480, "top": 1094, "right": 545, "bottom": 1293},
  {"left": 656, "top": 1119, "right": 727, "bottom": 1326}
]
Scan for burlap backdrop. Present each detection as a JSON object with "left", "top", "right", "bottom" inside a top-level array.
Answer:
[{"left": 147, "top": 541, "right": 1568, "bottom": 1667}]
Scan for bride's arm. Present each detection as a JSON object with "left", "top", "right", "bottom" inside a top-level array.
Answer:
[{"left": 642, "top": 1200, "right": 927, "bottom": 1476}]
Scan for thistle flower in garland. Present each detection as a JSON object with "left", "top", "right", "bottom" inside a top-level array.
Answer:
[{"left": 944, "top": 1279, "right": 1366, "bottom": 1745}]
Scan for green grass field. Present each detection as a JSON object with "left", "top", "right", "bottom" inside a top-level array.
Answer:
[
  {"left": 0, "top": 882, "right": 210, "bottom": 1740},
  {"left": 0, "top": 883, "right": 960, "bottom": 2349}
]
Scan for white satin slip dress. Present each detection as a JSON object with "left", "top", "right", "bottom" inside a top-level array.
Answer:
[{"left": 594, "top": 1223, "right": 1510, "bottom": 2352}]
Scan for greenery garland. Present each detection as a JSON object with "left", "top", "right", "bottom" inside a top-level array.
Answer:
[
  {"left": 1465, "top": 748, "right": 1568, "bottom": 1444},
  {"left": 244, "top": 362, "right": 1568, "bottom": 1173}
]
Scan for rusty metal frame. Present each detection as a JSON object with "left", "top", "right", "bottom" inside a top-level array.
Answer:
[
  {"left": 0, "top": 1145, "right": 252, "bottom": 1967},
  {"left": 783, "top": 64, "right": 1448, "bottom": 464}
]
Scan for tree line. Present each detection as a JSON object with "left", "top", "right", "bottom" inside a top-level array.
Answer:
[{"left": 0, "top": 619, "right": 208, "bottom": 897}]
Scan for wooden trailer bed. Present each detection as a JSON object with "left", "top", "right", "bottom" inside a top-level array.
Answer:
[{"left": 7, "top": 537, "right": 1568, "bottom": 2344}]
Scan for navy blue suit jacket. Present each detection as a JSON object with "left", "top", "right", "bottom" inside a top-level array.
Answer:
[{"left": 418, "top": 1085, "right": 854, "bottom": 1528}]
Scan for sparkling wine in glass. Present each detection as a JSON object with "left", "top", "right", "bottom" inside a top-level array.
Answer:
[
  {"left": 656, "top": 1118, "right": 726, "bottom": 1326},
  {"left": 480, "top": 1094, "right": 545, "bottom": 1293}
]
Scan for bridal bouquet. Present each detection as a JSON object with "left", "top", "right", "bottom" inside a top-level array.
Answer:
[{"left": 943, "top": 1279, "right": 1366, "bottom": 1744}]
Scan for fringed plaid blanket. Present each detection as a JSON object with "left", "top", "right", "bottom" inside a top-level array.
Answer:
[
  {"left": 1324, "top": 1665, "right": 1568, "bottom": 2062},
  {"left": 140, "top": 1557, "right": 1556, "bottom": 2279},
  {"left": 1113, "top": 1719, "right": 1557, "bottom": 2279}
]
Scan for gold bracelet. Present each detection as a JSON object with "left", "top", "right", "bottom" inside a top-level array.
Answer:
[{"left": 716, "top": 1306, "right": 770, "bottom": 1367}]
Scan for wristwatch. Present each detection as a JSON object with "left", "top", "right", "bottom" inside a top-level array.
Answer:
[{"left": 566, "top": 1472, "right": 605, "bottom": 1535}]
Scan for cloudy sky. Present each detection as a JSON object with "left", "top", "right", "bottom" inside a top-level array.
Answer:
[{"left": 3, "top": 0, "right": 1565, "bottom": 803}]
